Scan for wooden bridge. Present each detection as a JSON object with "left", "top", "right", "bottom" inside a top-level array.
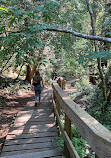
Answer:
[{"left": 0, "top": 79, "right": 111, "bottom": 158}]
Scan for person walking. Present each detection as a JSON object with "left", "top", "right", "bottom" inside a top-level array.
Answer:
[{"left": 32, "top": 70, "right": 44, "bottom": 106}]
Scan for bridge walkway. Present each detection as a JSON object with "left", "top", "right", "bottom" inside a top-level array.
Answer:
[{"left": 1, "top": 88, "right": 64, "bottom": 158}]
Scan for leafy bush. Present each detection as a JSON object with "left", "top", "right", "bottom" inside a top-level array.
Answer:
[
  {"left": 88, "top": 106, "right": 111, "bottom": 131},
  {"left": 69, "top": 81, "right": 104, "bottom": 109},
  {"left": 4, "top": 80, "right": 31, "bottom": 95},
  {"left": 71, "top": 125, "right": 94, "bottom": 158},
  {"left": 54, "top": 134, "right": 64, "bottom": 149}
]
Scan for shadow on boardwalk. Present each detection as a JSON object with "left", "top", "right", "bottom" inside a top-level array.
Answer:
[{"left": 1, "top": 88, "right": 64, "bottom": 158}]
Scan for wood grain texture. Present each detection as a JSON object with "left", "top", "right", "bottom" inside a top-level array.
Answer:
[
  {"left": 1, "top": 149, "right": 63, "bottom": 157},
  {"left": 53, "top": 100, "right": 80, "bottom": 158},
  {"left": 1, "top": 89, "right": 64, "bottom": 158},
  {"left": 5, "top": 137, "right": 56, "bottom": 146},
  {"left": 53, "top": 83, "right": 111, "bottom": 158},
  {"left": 64, "top": 114, "right": 71, "bottom": 158}
]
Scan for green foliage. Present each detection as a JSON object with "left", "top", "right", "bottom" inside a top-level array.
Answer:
[
  {"left": 4, "top": 80, "right": 31, "bottom": 95},
  {"left": 0, "top": 1, "right": 111, "bottom": 157},
  {"left": 98, "top": 20, "right": 111, "bottom": 27},
  {"left": 55, "top": 124, "right": 94, "bottom": 158},
  {"left": 1, "top": 0, "right": 110, "bottom": 73},
  {"left": 0, "top": 0, "right": 59, "bottom": 70},
  {"left": 54, "top": 134, "right": 64, "bottom": 149},
  {"left": 88, "top": 106, "right": 111, "bottom": 131},
  {"left": 71, "top": 135, "right": 92, "bottom": 158},
  {"left": 85, "top": 50, "right": 111, "bottom": 60}
]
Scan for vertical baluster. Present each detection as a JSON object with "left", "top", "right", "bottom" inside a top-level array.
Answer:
[
  {"left": 56, "top": 99, "right": 60, "bottom": 136},
  {"left": 64, "top": 114, "right": 71, "bottom": 158},
  {"left": 53, "top": 92, "right": 56, "bottom": 118}
]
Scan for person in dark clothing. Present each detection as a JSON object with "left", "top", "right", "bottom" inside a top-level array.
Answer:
[{"left": 32, "top": 70, "right": 44, "bottom": 106}]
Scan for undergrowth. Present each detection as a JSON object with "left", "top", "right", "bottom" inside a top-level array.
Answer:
[
  {"left": 55, "top": 125, "right": 95, "bottom": 158},
  {"left": 87, "top": 106, "right": 111, "bottom": 131},
  {"left": 0, "top": 76, "right": 31, "bottom": 95}
]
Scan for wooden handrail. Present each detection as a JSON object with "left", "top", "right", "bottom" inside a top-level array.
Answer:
[
  {"left": 52, "top": 80, "right": 111, "bottom": 158},
  {"left": 53, "top": 99, "right": 79, "bottom": 158}
]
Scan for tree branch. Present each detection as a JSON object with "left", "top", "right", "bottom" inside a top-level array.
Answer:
[
  {"left": 1, "top": 52, "right": 15, "bottom": 72},
  {"left": 3, "top": 27, "right": 111, "bottom": 43},
  {"left": 2, "top": 64, "right": 12, "bottom": 72},
  {"left": 43, "top": 27, "right": 111, "bottom": 43}
]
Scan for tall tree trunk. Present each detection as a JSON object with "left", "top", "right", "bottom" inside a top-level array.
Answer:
[
  {"left": 25, "top": 64, "right": 31, "bottom": 84},
  {"left": 86, "top": 0, "right": 107, "bottom": 106},
  {"left": 31, "top": 54, "right": 42, "bottom": 79},
  {"left": 31, "top": 64, "right": 37, "bottom": 79}
]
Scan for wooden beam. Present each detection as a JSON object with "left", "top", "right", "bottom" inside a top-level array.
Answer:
[
  {"left": 43, "top": 27, "right": 111, "bottom": 43},
  {"left": 52, "top": 83, "right": 111, "bottom": 158},
  {"left": 53, "top": 100, "right": 80, "bottom": 158},
  {"left": 64, "top": 114, "right": 71, "bottom": 158}
]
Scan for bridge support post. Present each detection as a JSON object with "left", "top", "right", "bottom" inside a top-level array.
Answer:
[
  {"left": 53, "top": 91, "right": 60, "bottom": 135},
  {"left": 53, "top": 92, "right": 56, "bottom": 118},
  {"left": 64, "top": 114, "right": 71, "bottom": 158},
  {"left": 56, "top": 100, "right": 60, "bottom": 136},
  {"left": 56, "top": 100, "right": 60, "bottom": 115}
]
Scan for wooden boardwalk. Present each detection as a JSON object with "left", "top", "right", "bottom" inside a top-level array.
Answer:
[{"left": 1, "top": 89, "right": 64, "bottom": 158}]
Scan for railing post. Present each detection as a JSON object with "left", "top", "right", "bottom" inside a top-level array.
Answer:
[
  {"left": 56, "top": 99, "right": 60, "bottom": 136},
  {"left": 64, "top": 114, "right": 71, "bottom": 158},
  {"left": 55, "top": 99, "right": 60, "bottom": 126},
  {"left": 53, "top": 92, "right": 56, "bottom": 118},
  {"left": 57, "top": 78, "right": 61, "bottom": 87},
  {"left": 53, "top": 90, "right": 60, "bottom": 135},
  {"left": 56, "top": 99, "right": 60, "bottom": 115},
  {"left": 62, "top": 80, "right": 66, "bottom": 90}
]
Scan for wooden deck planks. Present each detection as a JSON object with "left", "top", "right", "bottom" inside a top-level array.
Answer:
[
  {"left": 6, "top": 131, "right": 57, "bottom": 140},
  {"left": 8, "top": 126, "right": 57, "bottom": 135},
  {"left": 1, "top": 89, "right": 64, "bottom": 157},
  {"left": 11, "top": 121, "right": 55, "bottom": 127},
  {"left": 3, "top": 142, "right": 56, "bottom": 152},
  {"left": 5, "top": 137, "right": 56, "bottom": 146},
  {"left": 1, "top": 149, "right": 64, "bottom": 158}
]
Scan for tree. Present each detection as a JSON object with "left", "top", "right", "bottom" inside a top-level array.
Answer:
[{"left": 0, "top": 0, "right": 111, "bottom": 104}]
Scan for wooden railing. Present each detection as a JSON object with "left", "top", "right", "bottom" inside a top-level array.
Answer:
[{"left": 52, "top": 78, "right": 111, "bottom": 158}]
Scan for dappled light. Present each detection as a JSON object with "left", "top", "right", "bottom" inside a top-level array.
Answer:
[
  {"left": 0, "top": 0, "right": 111, "bottom": 157},
  {"left": 81, "top": 116, "right": 98, "bottom": 125},
  {"left": 0, "top": 88, "right": 61, "bottom": 157},
  {"left": 53, "top": 80, "right": 111, "bottom": 158}
]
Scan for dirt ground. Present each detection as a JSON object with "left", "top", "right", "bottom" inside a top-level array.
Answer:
[{"left": 0, "top": 89, "right": 34, "bottom": 154}]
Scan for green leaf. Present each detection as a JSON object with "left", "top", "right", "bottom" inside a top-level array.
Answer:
[
  {"left": 9, "top": 17, "right": 16, "bottom": 27},
  {"left": 33, "top": 6, "right": 43, "bottom": 12},
  {"left": 0, "top": 7, "right": 9, "bottom": 12},
  {"left": 98, "top": 20, "right": 111, "bottom": 27},
  {"left": 0, "top": 0, "right": 7, "bottom": 3},
  {"left": 77, "top": 56, "right": 86, "bottom": 63},
  {"left": 43, "top": 63, "right": 46, "bottom": 66},
  {"left": 86, "top": 51, "right": 111, "bottom": 59},
  {"left": 43, "top": 60, "right": 47, "bottom": 63}
]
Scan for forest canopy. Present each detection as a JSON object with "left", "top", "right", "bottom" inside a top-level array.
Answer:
[{"left": 0, "top": 0, "right": 111, "bottom": 106}]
